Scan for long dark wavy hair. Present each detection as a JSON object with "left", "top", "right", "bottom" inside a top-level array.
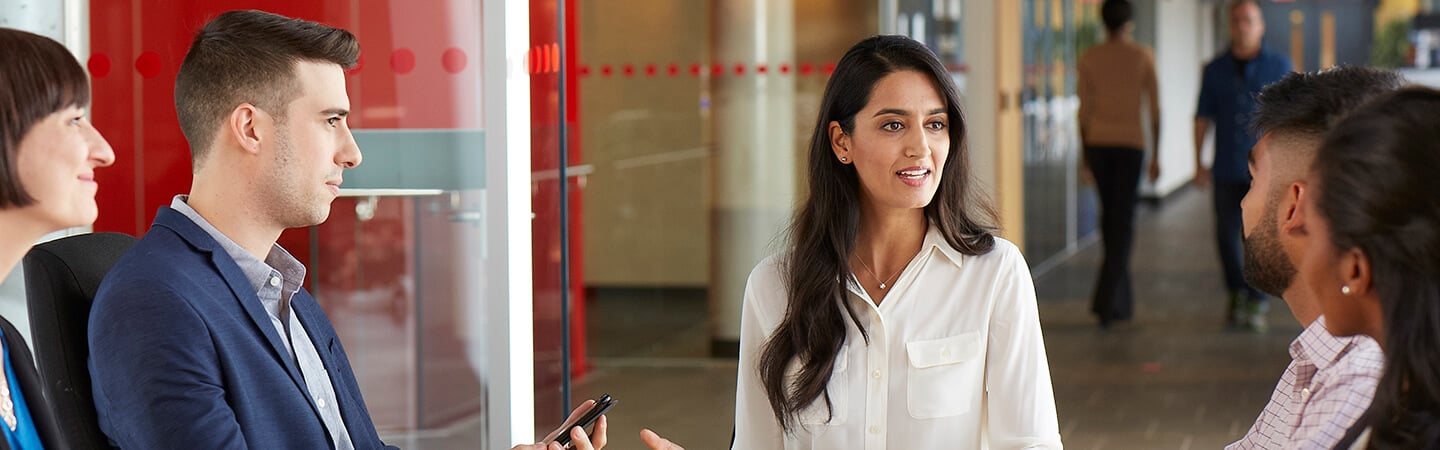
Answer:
[
  {"left": 757, "top": 35, "right": 998, "bottom": 431},
  {"left": 1312, "top": 87, "right": 1440, "bottom": 448}
]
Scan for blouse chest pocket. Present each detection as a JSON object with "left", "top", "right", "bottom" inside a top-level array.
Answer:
[
  {"left": 798, "top": 348, "right": 849, "bottom": 426},
  {"left": 906, "top": 332, "right": 982, "bottom": 419}
]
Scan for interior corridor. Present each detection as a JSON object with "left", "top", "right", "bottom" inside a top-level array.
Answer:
[{"left": 558, "top": 186, "right": 1299, "bottom": 450}]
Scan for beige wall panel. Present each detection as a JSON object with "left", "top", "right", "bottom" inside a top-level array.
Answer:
[
  {"left": 579, "top": 0, "right": 874, "bottom": 287},
  {"left": 579, "top": 0, "right": 712, "bottom": 286}
]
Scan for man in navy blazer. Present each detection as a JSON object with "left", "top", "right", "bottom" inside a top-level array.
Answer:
[
  {"left": 88, "top": 8, "right": 649, "bottom": 450},
  {"left": 88, "top": 10, "right": 394, "bottom": 449}
]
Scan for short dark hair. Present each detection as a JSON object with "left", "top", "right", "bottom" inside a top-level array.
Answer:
[
  {"left": 0, "top": 28, "right": 91, "bottom": 209},
  {"left": 1101, "top": 0, "right": 1133, "bottom": 33},
  {"left": 1251, "top": 66, "right": 1404, "bottom": 140},
  {"left": 175, "top": 10, "right": 359, "bottom": 164},
  {"left": 1230, "top": 0, "right": 1260, "bottom": 15}
]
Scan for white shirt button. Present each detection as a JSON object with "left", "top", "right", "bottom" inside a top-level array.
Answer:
[
  {"left": 1300, "top": 387, "right": 1312, "bottom": 402},
  {"left": 872, "top": 370, "right": 882, "bottom": 379},
  {"left": 316, "top": 396, "right": 326, "bottom": 408},
  {"left": 869, "top": 425, "right": 881, "bottom": 434},
  {"left": 269, "top": 276, "right": 281, "bottom": 287}
]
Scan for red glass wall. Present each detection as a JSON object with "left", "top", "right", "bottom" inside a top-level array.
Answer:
[{"left": 88, "top": 0, "right": 585, "bottom": 442}]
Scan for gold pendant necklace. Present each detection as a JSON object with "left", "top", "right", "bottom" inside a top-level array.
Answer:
[{"left": 855, "top": 256, "right": 903, "bottom": 290}]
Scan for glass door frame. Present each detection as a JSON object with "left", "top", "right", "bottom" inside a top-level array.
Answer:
[{"left": 482, "top": 0, "right": 537, "bottom": 447}]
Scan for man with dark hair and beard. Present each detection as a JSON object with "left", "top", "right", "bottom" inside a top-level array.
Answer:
[{"left": 1225, "top": 66, "right": 1400, "bottom": 449}]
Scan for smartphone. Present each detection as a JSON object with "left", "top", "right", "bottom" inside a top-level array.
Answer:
[{"left": 552, "top": 394, "right": 618, "bottom": 449}]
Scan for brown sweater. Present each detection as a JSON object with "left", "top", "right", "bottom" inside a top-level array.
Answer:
[{"left": 1077, "top": 38, "right": 1159, "bottom": 150}]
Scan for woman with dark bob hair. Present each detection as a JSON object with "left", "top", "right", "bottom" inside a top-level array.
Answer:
[
  {"left": 732, "top": 35, "right": 1061, "bottom": 448},
  {"left": 0, "top": 27, "right": 115, "bottom": 449},
  {"left": 1297, "top": 86, "right": 1440, "bottom": 449}
]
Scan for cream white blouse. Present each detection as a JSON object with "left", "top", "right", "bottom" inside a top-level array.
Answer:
[{"left": 732, "top": 228, "right": 1062, "bottom": 449}]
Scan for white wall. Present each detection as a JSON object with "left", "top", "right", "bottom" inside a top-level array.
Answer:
[{"left": 1147, "top": 0, "right": 1215, "bottom": 197}]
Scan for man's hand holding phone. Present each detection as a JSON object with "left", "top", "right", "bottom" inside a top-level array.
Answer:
[
  {"left": 512, "top": 398, "right": 611, "bottom": 450},
  {"left": 510, "top": 394, "right": 685, "bottom": 450}
]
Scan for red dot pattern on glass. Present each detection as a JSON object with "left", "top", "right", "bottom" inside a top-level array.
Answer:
[
  {"left": 390, "top": 49, "right": 416, "bottom": 74},
  {"left": 134, "top": 51, "right": 161, "bottom": 78},
  {"left": 442, "top": 48, "right": 467, "bottom": 74}
]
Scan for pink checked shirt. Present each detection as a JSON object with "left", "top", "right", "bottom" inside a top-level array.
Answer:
[{"left": 1227, "top": 316, "right": 1383, "bottom": 450}]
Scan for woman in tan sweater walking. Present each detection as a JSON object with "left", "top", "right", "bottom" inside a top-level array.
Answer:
[{"left": 1077, "top": 0, "right": 1161, "bottom": 328}]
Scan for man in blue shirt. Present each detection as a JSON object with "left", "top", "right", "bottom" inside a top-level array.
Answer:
[{"left": 1194, "top": 0, "right": 1292, "bottom": 332}]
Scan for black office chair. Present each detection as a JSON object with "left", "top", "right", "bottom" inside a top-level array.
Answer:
[{"left": 23, "top": 232, "right": 137, "bottom": 449}]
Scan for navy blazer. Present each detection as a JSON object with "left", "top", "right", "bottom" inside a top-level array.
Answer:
[{"left": 88, "top": 208, "right": 395, "bottom": 449}]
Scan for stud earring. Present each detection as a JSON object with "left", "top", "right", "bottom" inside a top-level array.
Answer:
[
  {"left": 840, "top": 156, "right": 848, "bottom": 163},
  {"left": 1341, "top": 285, "right": 1352, "bottom": 295}
]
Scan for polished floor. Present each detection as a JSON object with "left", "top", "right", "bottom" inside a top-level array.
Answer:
[{"left": 568, "top": 186, "right": 1301, "bottom": 450}]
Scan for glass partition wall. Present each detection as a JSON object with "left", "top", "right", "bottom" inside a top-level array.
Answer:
[{"left": 87, "top": 0, "right": 537, "bottom": 447}]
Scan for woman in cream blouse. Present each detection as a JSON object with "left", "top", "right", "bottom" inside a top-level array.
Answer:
[{"left": 731, "top": 35, "right": 1062, "bottom": 449}]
